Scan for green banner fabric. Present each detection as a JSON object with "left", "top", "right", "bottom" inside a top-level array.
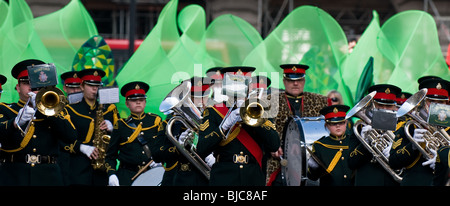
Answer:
[
  {"left": 34, "top": 0, "right": 98, "bottom": 75},
  {"left": 377, "top": 10, "right": 450, "bottom": 93},
  {"left": 243, "top": 5, "right": 350, "bottom": 104},
  {"left": 0, "top": 0, "right": 53, "bottom": 103}
]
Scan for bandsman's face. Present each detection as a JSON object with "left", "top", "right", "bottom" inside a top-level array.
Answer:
[
  {"left": 63, "top": 85, "right": 82, "bottom": 95},
  {"left": 16, "top": 81, "right": 32, "bottom": 101},
  {"left": 425, "top": 98, "right": 448, "bottom": 107},
  {"left": 80, "top": 83, "right": 99, "bottom": 101},
  {"left": 374, "top": 102, "right": 397, "bottom": 111},
  {"left": 283, "top": 78, "right": 305, "bottom": 97},
  {"left": 126, "top": 98, "right": 146, "bottom": 114},
  {"left": 326, "top": 120, "right": 347, "bottom": 137}
]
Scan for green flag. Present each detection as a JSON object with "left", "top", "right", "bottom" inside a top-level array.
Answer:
[
  {"left": 355, "top": 57, "right": 374, "bottom": 102},
  {"left": 33, "top": 0, "right": 98, "bottom": 75},
  {"left": 377, "top": 10, "right": 450, "bottom": 93},
  {"left": 0, "top": 0, "right": 53, "bottom": 103},
  {"left": 243, "top": 6, "right": 349, "bottom": 104},
  {"left": 115, "top": 0, "right": 181, "bottom": 117}
]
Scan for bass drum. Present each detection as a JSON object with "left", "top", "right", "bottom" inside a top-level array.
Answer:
[
  {"left": 131, "top": 166, "right": 165, "bottom": 186},
  {"left": 281, "top": 116, "right": 329, "bottom": 186}
]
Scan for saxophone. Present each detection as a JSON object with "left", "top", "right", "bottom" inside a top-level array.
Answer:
[{"left": 91, "top": 103, "right": 111, "bottom": 171}]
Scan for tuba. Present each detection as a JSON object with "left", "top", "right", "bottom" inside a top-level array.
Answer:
[
  {"left": 396, "top": 88, "right": 450, "bottom": 160},
  {"left": 346, "top": 91, "right": 403, "bottom": 182},
  {"left": 91, "top": 103, "right": 111, "bottom": 171},
  {"left": 160, "top": 81, "right": 211, "bottom": 179}
]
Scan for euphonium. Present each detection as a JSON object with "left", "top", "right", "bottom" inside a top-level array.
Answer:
[
  {"left": 160, "top": 81, "right": 211, "bottom": 179},
  {"left": 396, "top": 88, "right": 450, "bottom": 160},
  {"left": 91, "top": 104, "right": 111, "bottom": 171},
  {"left": 346, "top": 91, "right": 403, "bottom": 182}
]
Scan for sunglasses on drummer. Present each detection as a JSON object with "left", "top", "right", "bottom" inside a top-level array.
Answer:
[{"left": 330, "top": 97, "right": 339, "bottom": 102}]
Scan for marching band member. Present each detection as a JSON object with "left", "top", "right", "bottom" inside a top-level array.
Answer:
[
  {"left": 171, "top": 76, "right": 214, "bottom": 186},
  {"left": 0, "top": 60, "right": 78, "bottom": 186},
  {"left": 59, "top": 71, "right": 83, "bottom": 185},
  {"left": 266, "top": 64, "right": 328, "bottom": 186},
  {"left": 434, "top": 146, "right": 450, "bottom": 186},
  {"left": 389, "top": 78, "right": 450, "bottom": 186},
  {"left": 197, "top": 66, "right": 280, "bottom": 186},
  {"left": 307, "top": 105, "right": 353, "bottom": 186},
  {"left": 66, "top": 68, "right": 119, "bottom": 185},
  {"left": 348, "top": 84, "right": 402, "bottom": 186},
  {"left": 105, "top": 81, "right": 164, "bottom": 186}
]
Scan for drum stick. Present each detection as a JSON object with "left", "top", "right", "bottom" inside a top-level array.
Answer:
[
  {"left": 305, "top": 147, "right": 328, "bottom": 172},
  {"left": 131, "top": 160, "right": 154, "bottom": 181}
]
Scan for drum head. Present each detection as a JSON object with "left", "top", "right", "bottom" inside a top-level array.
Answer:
[
  {"left": 131, "top": 166, "right": 165, "bottom": 186},
  {"left": 282, "top": 116, "right": 329, "bottom": 186},
  {"left": 282, "top": 117, "right": 305, "bottom": 186}
]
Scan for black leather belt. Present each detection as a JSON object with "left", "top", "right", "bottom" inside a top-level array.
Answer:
[
  {"left": 2, "top": 154, "right": 57, "bottom": 166},
  {"left": 216, "top": 152, "right": 256, "bottom": 165}
]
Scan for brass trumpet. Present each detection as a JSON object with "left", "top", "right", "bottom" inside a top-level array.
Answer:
[
  {"left": 17, "top": 86, "right": 66, "bottom": 136},
  {"left": 396, "top": 88, "right": 450, "bottom": 160},
  {"left": 346, "top": 91, "right": 403, "bottom": 182},
  {"left": 218, "top": 88, "right": 270, "bottom": 140}
]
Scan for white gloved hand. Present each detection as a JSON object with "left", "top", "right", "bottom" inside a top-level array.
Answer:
[
  {"left": 411, "top": 129, "right": 427, "bottom": 150},
  {"left": 422, "top": 149, "right": 437, "bottom": 170},
  {"left": 382, "top": 142, "right": 392, "bottom": 159},
  {"left": 360, "top": 125, "right": 372, "bottom": 142},
  {"left": 205, "top": 153, "right": 216, "bottom": 167},
  {"left": 178, "top": 129, "right": 191, "bottom": 145},
  {"left": 307, "top": 157, "right": 319, "bottom": 170},
  {"left": 108, "top": 174, "right": 120, "bottom": 186},
  {"left": 27, "top": 92, "right": 37, "bottom": 108},
  {"left": 149, "top": 161, "right": 162, "bottom": 168},
  {"left": 104, "top": 120, "right": 114, "bottom": 132},
  {"left": 15, "top": 105, "right": 35, "bottom": 127},
  {"left": 80, "top": 144, "right": 96, "bottom": 158},
  {"left": 412, "top": 129, "right": 427, "bottom": 142},
  {"left": 221, "top": 109, "right": 241, "bottom": 131}
]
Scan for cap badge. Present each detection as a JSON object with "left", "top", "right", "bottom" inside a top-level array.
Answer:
[
  {"left": 197, "top": 80, "right": 202, "bottom": 86},
  {"left": 135, "top": 84, "right": 140, "bottom": 90},
  {"left": 401, "top": 94, "right": 405, "bottom": 99},
  {"left": 73, "top": 73, "right": 78, "bottom": 78},
  {"left": 437, "top": 83, "right": 442, "bottom": 90},
  {"left": 93, "top": 71, "right": 98, "bottom": 76},
  {"left": 333, "top": 107, "right": 338, "bottom": 114},
  {"left": 292, "top": 66, "right": 297, "bottom": 72},
  {"left": 237, "top": 69, "right": 243, "bottom": 75},
  {"left": 385, "top": 88, "right": 391, "bottom": 94}
]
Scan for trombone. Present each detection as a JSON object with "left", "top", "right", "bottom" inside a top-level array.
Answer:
[{"left": 16, "top": 86, "right": 66, "bottom": 136}]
